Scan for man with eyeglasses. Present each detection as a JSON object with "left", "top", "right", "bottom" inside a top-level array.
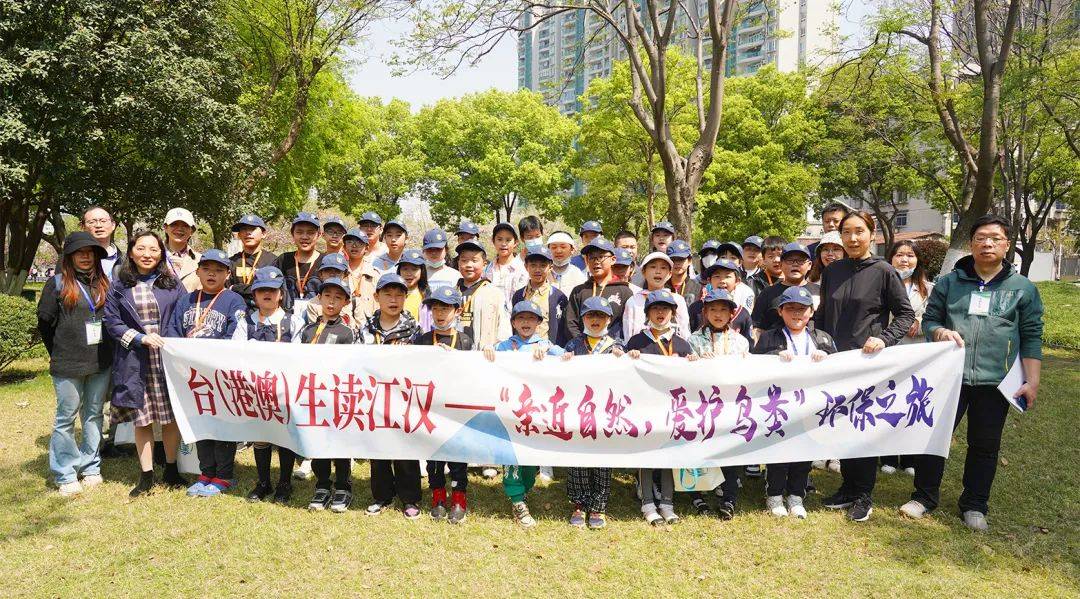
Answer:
[
  {"left": 900, "top": 214, "right": 1044, "bottom": 532},
  {"left": 81, "top": 206, "right": 122, "bottom": 279},
  {"left": 750, "top": 243, "right": 818, "bottom": 339},
  {"left": 562, "top": 237, "right": 635, "bottom": 342}
]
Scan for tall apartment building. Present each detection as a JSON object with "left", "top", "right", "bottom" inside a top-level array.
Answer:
[{"left": 518, "top": 1, "right": 836, "bottom": 114}]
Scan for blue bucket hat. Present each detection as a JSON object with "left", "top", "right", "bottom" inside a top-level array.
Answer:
[
  {"left": 423, "top": 285, "right": 463, "bottom": 307},
  {"left": 511, "top": 300, "right": 544, "bottom": 321},
  {"left": 250, "top": 266, "right": 285, "bottom": 291}
]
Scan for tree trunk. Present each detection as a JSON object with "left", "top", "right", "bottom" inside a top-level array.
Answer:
[{"left": 666, "top": 179, "right": 695, "bottom": 242}]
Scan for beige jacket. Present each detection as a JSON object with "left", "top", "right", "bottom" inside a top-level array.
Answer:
[
  {"left": 166, "top": 246, "right": 201, "bottom": 292},
  {"left": 461, "top": 280, "right": 511, "bottom": 350}
]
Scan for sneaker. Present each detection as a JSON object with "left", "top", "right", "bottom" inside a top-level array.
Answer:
[
  {"left": 811, "top": 460, "right": 826, "bottom": 470},
  {"left": 366, "top": 501, "right": 390, "bottom": 516},
  {"left": 827, "top": 460, "right": 841, "bottom": 473},
  {"left": 81, "top": 474, "right": 104, "bottom": 488},
  {"left": 569, "top": 505, "right": 587, "bottom": 528},
  {"left": 236, "top": 441, "right": 252, "bottom": 452},
  {"left": 537, "top": 466, "right": 554, "bottom": 483},
  {"left": 481, "top": 467, "right": 499, "bottom": 479},
  {"left": 272, "top": 482, "right": 293, "bottom": 504},
  {"left": 716, "top": 500, "right": 735, "bottom": 521},
  {"left": 308, "top": 487, "right": 332, "bottom": 511},
  {"left": 186, "top": 477, "right": 210, "bottom": 497},
  {"left": 644, "top": 511, "right": 664, "bottom": 526},
  {"left": 587, "top": 512, "right": 607, "bottom": 529},
  {"left": 329, "top": 489, "right": 352, "bottom": 513},
  {"left": 430, "top": 488, "right": 448, "bottom": 520},
  {"left": 786, "top": 495, "right": 807, "bottom": 519},
  {"left": 247, "top": 482, "right": 273, "bottom": 502},
  {"left": 129, "top": 472, "right": 154, "bottom": 498},
  {"left": 58, "top": 481, "right": 83, "bottom": 497},
  {"left": 880, "top": 464, "right": 897, "bottom": 475},
  {"left": 962, "top": 510, "right": 989, "bottom": 532},
  {"left": 448, "top": 491, "right": 467, "bottom": 524},
  {"left": 822, "top": 490, "right": 856, "bottom": 509},
  {"left": 805, "top": 476, "right": 816, "bottom": 494},
  {"left": 847, "top": 494, "right": 873, "bottom": 522},
  {"left": 900, "top": 500, "right": 929, "bottom": 519},
  {"left": 659, "top": 505, "right": 680, "bottom": 525},
  {"left": 745, "top": 465, "right": 763, "bottom": 478},
  {"left": 198, "top": 478, "right": 234, "bottom": 498},
  {"left": 691, "top": 496, "right": 712, "bottom": 516},
  {"left": 903, "top": 467, "right": 916, "bottom": 477},
  {"left": 293, "top": 460, "right": 313, "bottom": 480},
  {"left": 403, "top": 504, "right": 422, "bottom": 520},
  {"left": 766, "top": 495, "right": 788, "bottom": 517},
  {"left": 512, "top": 501, "right": 536, "bottom": 528}
]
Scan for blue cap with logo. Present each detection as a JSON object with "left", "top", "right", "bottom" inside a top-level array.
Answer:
[
  {"left": 198, "top": 249, "right": 231, "bottom": 268},
  {"left": 344, "top": 228, "right": 369, "bottom": 244},
  {"left": 580, "top": 236, "right": 616, "bottom": 256},
  {"left": 511, "top": 300, "right": 544, "bottom": 321},
  {"left": 716, "top": 241, "right": 743, "bottom": 259},
  {"left": 614, "top": 248, "right": 635, "bottom": 266},
  {"left": 358, "top": 211, "right": 383, "bottom": 226},
  {"left": 699, "top": 239, "right": 722, "bottom": 255},
  {"left": 644, "top": 289, "right": 680, "bottom": 310},
  {"left": 579, "top": 221, "right": 603, "bottom": 235},
  {"left": 455, "top": 239, "right": 486, "bottom": 256},
  {"left": 492, "top": 222, "right": 518, "bottom": 240},
  {"left": 781, "top": 242, "right": 812, "bottom": 261},
  {"left": 318, "top": 252, "right": 349, "bottom": 272},
  {"left": 525, "top": 246, "right": 553, "bottom": 262},
  {"left": 423, "top": 228, "right": 449, "bottom": 250},
  {"left": 704, "top": 258, "right": 743, "bottom": 279},
  {"left": 778, "top": 285, "right": 815, "bottom": 307},
  {"left": 666, "top": 239, "right": 692, "bottom": 259},
  {"left": 376, "top": 273, "right": 408, "bottom": 292},
  {"left": 581, "top": 296, "right": 614, "bottom": 317},
  {"left": 317, "top": 277, "right": 351, "bottom": 296},
  {"left": 652, "top": 221, "right": 676, "bottom": 234},
  {"left": 398, "top": 248, "right": 425, "bottom": 267},
  {"left": 383, "top": 219, "right": 407, "bottom": 235},
  {"left": 743, "top": 235, "right": 764, "bottom": 249},
  {"left": 322, "top": 216, "right": 347, "bottom": 231},
  {"left": 291, "top": 212, "right": 320, "bottom": 229},
  {"left": 423, "top": 285, "right": 463, "bottom": 307},
  {"left": 250, "top": 266, "right": 285, "bottom": 291},
  {"left": 702, "top": 287, "right": 737, "bottom": 309},
  {"left": 456, "top": 221, "right": 480, "bottom": 236},
  {"left": 231, "top": 214, "right": 267, "bottom": 232}
]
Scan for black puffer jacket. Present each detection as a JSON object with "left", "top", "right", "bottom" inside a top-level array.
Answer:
[
  {"left": 37, "top": 272, "right": 114, "bottom": 377},
  {"left": 814, "top": 256, "right": 915, "bottom": 351}
]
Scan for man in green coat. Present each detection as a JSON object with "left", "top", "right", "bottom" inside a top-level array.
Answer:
[{"left": 900, "top": 215, "right": 1044, "bottom": 531}]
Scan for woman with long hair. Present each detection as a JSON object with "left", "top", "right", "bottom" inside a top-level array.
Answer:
[
  {"left": 38, "top": 232, "right": 114, "bottom": 496},
  {"left": 815, "top": 211, "right": 915, "bottom": 522},
  {"left": 103, "top": 230, "right": 187, "bottom": 497},
  {"left": 807, "top": 231, "right": 845, "bottom": 284}
]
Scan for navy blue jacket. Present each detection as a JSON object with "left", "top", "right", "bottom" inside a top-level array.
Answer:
[
  {"left": 103, "top": 277, "right": 184, "bottom": 409},
  {"left": 511, "top": 284, "right": 569, "bottom": 346}
]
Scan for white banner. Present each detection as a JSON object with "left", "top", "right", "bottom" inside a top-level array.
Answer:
[{"left": 161, "top": 339, "right": 963, "bottom": 468}]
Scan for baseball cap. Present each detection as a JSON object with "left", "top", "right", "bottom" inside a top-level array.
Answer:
[{"left": 165, "top": 207, "right": 195, "bottom": 227}]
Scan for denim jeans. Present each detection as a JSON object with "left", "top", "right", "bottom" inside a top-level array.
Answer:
[{"left": 49, "top": 371, "right": 110, "bottom": 485}]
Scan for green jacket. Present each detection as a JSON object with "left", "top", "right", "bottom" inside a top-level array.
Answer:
[{"left": 922, "top": 256, "right": 1044, "bottom": 386}]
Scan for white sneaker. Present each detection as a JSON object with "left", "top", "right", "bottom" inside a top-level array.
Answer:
[
  {"left": 481, "top": 467, "right": 499, "bottom": 479},
  {"left": 293, "top": 459, "right": 313, "bottom": 480},
  {"left": 765, "top": 495, "right": 788, "bottom": 517},
  {"left": 58, "top": 481, "right": 83, "bottom": 497},
  {"left": 962, "top": 510, "right": 989, "bottom": 532},
  {"left": 827, "top": 460, "right": 841, "bottom": 473},
  {"left": 811, "top": 460, "right": 826, "bottom": 470},
  {"left": 899, "top": 500, "right": 928, "bottom": 519},
  {"left": 537, "top": 466, "right": 554, "bottom": 483},
  {"left": 786, "top": 495, "right": 807, "bottom": 519},
  {"left": 880, "top": 464, "right": 897, "bottom": 475},
  {"left": 81, "top": 474, "right": 104, "bottom": 488},
  {"left": 903, "top": 467, "right": 916, "bottom": 477}
]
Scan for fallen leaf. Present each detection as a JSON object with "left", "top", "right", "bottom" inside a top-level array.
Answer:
[
  {"left": 1000, "top": 456, "right": 1009, "bottom": 466},
  {"left": 15, "top": 401, "right": 29, "bottom": 408}
]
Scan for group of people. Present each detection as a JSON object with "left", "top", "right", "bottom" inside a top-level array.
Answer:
[{"left": 37, "top": 202, "right": 1044, "bottom": 532}]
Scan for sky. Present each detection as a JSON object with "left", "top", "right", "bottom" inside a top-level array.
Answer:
[{"left": 346, "top": 3, "right": 875, "bottom": 110}]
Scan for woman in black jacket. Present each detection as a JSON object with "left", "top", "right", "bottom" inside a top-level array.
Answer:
[
  {"left": 38, "top": 232, "right": 114, "bottom": 497},
  {"left": 815, "top": 211, "right": 915, "bottom": 522}
]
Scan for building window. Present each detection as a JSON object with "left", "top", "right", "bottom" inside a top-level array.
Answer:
[{"left": 895, "top": 210, "right": 908, "bottom": 229}]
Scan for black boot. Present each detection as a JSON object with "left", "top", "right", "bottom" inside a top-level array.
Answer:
[
  {"left": 129, "top": 470, "right": 154, "bottom": 498},
  {"left": 161, "top": 462, "right": 188, "bottom": 489}
]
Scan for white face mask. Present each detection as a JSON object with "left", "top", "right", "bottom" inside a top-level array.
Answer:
[
  {"left": 648, "top": 320, "right": 672, "bottom": 333},
  {"left": 524, "top": 238, "right": 543, "bottom": 252},
  {"left": 435, "top": 318, "right": 458, "bottom": 333},
  {"left": 425, "top": 259, "right": 445, "bottom": 270},
  {"left": 896, "top": 268, "right": 915, "bottom": 279},
  {"left": 552, "top": 256, "right": 571, "bottom": 268},
  {"left": 701, "top": 254, "right": 718, "bottom": 268},
  {"left": 585, "top": 326, "right": 609, "bottom": 339}
]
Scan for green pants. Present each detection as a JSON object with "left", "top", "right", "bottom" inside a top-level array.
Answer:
[{"left": 502, "top": 465, "right": 538, "bottom": 503}]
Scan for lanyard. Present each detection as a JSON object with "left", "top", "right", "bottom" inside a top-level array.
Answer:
[
  {"left": 765, "top": 271, "right": 775, "bottom": 286},
  {"left": 433, "top": 330, "right": 457, "bottom": 348},
  {"left": 308, "top": 322, "right": 327, "bottom": 344},
  {"left": 462, "top": 281, "right": 488, "bottom": 315},
  {"left": 589, "top": 337, "right": 614, "bottom": 355},
  {"left": 294, "top": 252, "right": 320, "bottom": 295},
  {"left": 76, "top": 281, "right": 98, "bottom": 318},
  {"left": 242, "top": 249, "right": 263, "bottom": 284},
  {"left": 591, "top": 280, "right": 606, "bottom": 298},
  {"left": 652, "top": 332, "right": 673, "bottom": 356},
  {"left": 783, "top": 327, "right": 810, "bottom": 356},
  {"left": 192, "top": 290, "right": 223, "bottom": 337}
]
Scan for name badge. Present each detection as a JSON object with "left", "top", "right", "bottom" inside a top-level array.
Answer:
[
  {"left": 235, "top": 266, "right": 252, "bottom": 279},
  {"left": 968, "top": 290, "right": 992, "bottom": 316},
  {"left": 325, "top": 333, "right": 338, "bottom": 344},
  {"left": 85, "top": 320, "right": 103, "bottom": 345}
]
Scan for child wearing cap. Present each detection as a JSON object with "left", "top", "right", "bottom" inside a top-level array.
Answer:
[
  {"left": 564, "top": 237, "right": 635, "bottom": 342},
  {"left": 571, "top": 221, "right": 603, "bottom": 271},
  {"left": 229, "top": 214, "right": 277, "bottom": 307},
  {"left": 751, "top": 243, "right": 819, "bottom": 336},
  {"left": 482, "top": 299, "right": 566, "bottom": 528},
  {"left": 624, "top": 289, "right": 699, "bottom": 525},
  {"left": 713, "top": 242, "right": 754, "bottom": 310},
  {"left": 372, "top": 220, "right": 408, "bottom": 277},
  {"left": 303, "top": 253, "right": 363, "bottom": 332},
  {"left": 232, "top": 266, "right": 303, "bottom": 503},
  {"left": 752, "top": 285, "right": 837, "bottom": 519},
  {"left": 560, "top": 296, "right": 625, "bottom": 529},
  {"left": 546, "top": 231, "right": 587, "bottom": 297},
  {"left": 623, "top": 252, "right": 691, "bottom": 339},
  {"left": 511, "top": 247, "right": 568, "bottom": 346},
  {"left": 455, "top": 240, "right": 511, "bottom": 351},
  {"left": 273, "top": 213, "right": 323, "bottom": 309},
  {"left": 396, "top": 249, "right": 433, "bottom": 332},
  {"left": 322, "top": 216, "right": 348, "bottom": 256},
  {"left": 665, "top": 240, "right": 702, "bottom": 306},
  {"left": 689, "top": 259, "right": 754, "bottom": 341},
  {"left": 295, "top": 277, "right": 357, "bottom": 513},
  {"left": 611, "top": 248, "right": 642, "bottom": 292},
  {"left": 485, "top": 222, "right": 529, "bottom": 304},
  {"left": 163, "top": 249, "right": 248, "bottom": 498},
  {"left": 746, "top": 236, "right": 786, "bottom": 297},
  {"left": 422, "top": 228, "right": 463, "bottom": 292},
  {"left": 416, "top": 286, "right": 474, "bottom": 524},
  {"left": 360, "top": 273, "right": 423, "bottom": 519},
  {"left": 163, "top": 208, "right": 202, "bottom": 292},
  {"left": 808, "top": 231, "right": 844, "bottom": 284},
  {"left": 357, "top": 211, "right": 387, "bottom": 260},
  {"left": 741, "top": 236, "right": 764, "bottom": 280},
  {"left": 343, "top": 228, "right": 378, "bottom": 323}
]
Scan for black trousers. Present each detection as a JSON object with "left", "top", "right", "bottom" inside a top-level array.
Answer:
[
  {"left": 881, "top": 455, "right": 916, "bottom": 469},
  {"left": 716, "top": 466, "right": 743, "bottom": 504},
  {"left": 836, "top": 456, "right": 879, "bottom": 498},
  {"left": 312, "top": 458, "right": 352, "bottom": 490},
  {"left": 766, "top": 461, "right": 812, "bottom": 498},
  {"left": 196, "top": 440, "right": 237, "bottom": 480},
  {"left": 426, "top": 461, "right": 468, "bottom": 491},
  {"left": 371, "top": 459, "right": 421, "bottom": 505},
  {"left": 253, "top": 444, "right": 296, "bottom": 485},
  {"left": 912, "top": 385, "right": 1010, "bottom": 514}
]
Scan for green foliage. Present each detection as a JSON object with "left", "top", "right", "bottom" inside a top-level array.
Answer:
[
  {"left": 414, "top": 89, "right": 577, "bottom": 227},
  {"left": 1036, "top": 281, "right": 1080, "bottom": 350},
  {"left": 915, "top": 239, "right": 949, "bottom": 281},
  {"left": 0, "top": 295, "right": 38, "bottom": 371}
]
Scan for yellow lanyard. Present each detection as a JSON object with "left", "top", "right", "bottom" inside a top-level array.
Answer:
[
  {"left": 591, "top": 280, "right": 606, "bottom": 298},
  {"left": 652, "top": 331, "right": 673, "bottom": 356},
  {"left": 308, "top": 322, "right": 327, "bottom": 344},
  {"left": 191, "top": 291, "right": 222, "bottom": 337},
  {"left": 294, "top": 252, "right": 320, "bottom": 295},
  {"left": 241, "top": 249, "right": 263, "bottom": 284},
  {"left": 462, "top": 280, "right": 488, "bottom": 315},
  {"left": 433, "top": 330, "right": 457, "bottom": 348}
]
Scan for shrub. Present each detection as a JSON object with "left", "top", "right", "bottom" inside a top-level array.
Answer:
[
  {"left": 0, "top": 294, "right": 40, "bottom": 371},
  {"left": 916, "top": 238, "right": 949, "bottom": 280}
]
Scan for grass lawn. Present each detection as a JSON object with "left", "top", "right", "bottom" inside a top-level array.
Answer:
[{"left": 2, "top": 285, "right": 1078, "bottom": 597}]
